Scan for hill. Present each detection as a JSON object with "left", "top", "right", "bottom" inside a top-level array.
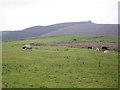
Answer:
[
  {"left": 2, "top": 21, "right": 118, "bottom": 40},
  {"left": 41, "top": 24, "right": 118, "bottom": 37}
]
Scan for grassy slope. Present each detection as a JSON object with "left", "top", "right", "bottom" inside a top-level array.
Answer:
[
  {"left": 2, "top": 35, "right": 118, "bottom": 88},
  {"left": 4, "top": 35, "right": 118, "bottom": 44}
]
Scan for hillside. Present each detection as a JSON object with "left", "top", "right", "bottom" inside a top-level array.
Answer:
[
  {"left": 2, "top": 21, "right": 118, "bottom": 40},
  {"left": 2, "top": 21, "right": 92, "bottom": 40},
  {"left": 41, "top": 24, "right": 118, "bottom": 37}
]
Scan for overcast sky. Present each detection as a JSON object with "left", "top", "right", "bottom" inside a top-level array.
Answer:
[{"left": 0, "top": 0, "right": 119, "bottom": 31}]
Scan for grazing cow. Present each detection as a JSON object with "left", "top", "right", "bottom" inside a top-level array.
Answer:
[
  {"left": 26, "top": 45, "right": 32, "bottom": 50},
  {"left": 88, "top": 46, "right": 93, "bottom": 49},
  {"left": 22, "top": 46, "right": 26, "bottom": 49},
  {"left": 104, "top": 50, "right": 109, "bottom": 53},
  {"left": 118, "top": 50, "right": 120, "bottom": 52},
  {"left": 22, "top": 44, "right": 32, "bottom": 50},
  {"left": 102, "top": 47, "right": 108, "bottom": 50},
  {"left": 96, "top": 48, "right": 99, "bottom": 52},
  {"left": 96, "top": 48, "right": 105, "bottom": 52},
  {"left": 99, "top": 49, "right": 105, "bottom": 51}
]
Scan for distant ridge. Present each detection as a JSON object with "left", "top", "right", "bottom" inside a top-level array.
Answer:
[
  {"left": 2, "top": 21, "right": 118, "bottom": 40},
  {"left": 41, "top": 24, "right": 118, "bottom": 37}
]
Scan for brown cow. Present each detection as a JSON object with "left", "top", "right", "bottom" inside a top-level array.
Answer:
[
  {"left": 88, "top": 46, "right": 93, "bottom": 49},
  {"left": 96, "top": 48, "right": 105, "bottom": 52},
  {"left": 99, "top": 49, "right": 105, "bottom": 51}
]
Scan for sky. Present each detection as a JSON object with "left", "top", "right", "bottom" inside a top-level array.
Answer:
[{"left": 0, "top": 0, "right": 119, "bottom": 31}]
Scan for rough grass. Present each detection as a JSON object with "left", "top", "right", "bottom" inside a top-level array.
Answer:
[
  {"left": 4, "top": 35, "right": 118, "bottom": 44},
  {"left": 2, "top": 35, "right": 118, "bottom": 88},
  {"left": 90, "top": 36, "right": 119, "bottom": 40}
]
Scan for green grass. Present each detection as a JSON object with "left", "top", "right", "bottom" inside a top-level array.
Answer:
[
  {"left": 91, "top": 36, "right": 119, "bottom": 40},
  {"left": 2, "top": 35, "right": 118, "bottom": 88},
  {"left": 3, "top": 35, "right": 118, "bottom": 45},
  {"left": 3, "top": 35, "right": 97, "bottom": 44}
]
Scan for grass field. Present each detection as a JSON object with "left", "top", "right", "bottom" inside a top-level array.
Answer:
[
  {"left": 2, "top": 35, "right": 118, "bottom": 88},
  {"left": 6, "top": 35, "right": 118, "bottom": 44}
]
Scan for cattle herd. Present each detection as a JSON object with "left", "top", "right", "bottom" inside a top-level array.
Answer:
[
  {"left": 22, "top": 44, "right": 110, "bottom": 53},
  {"left": 96, "top": 47, "right": 109, "bottom": 53},
  {"left": 87, "top": 46, "right": 109, "bottom": 53},
  {"left": 87, "top": 46, "right": 108, "bottom": 50}
]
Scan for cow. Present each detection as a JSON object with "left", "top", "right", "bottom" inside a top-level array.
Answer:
[
  {"left": 22, "top": 46, "right": 26, "bottom": 49},
  {"left": 96, "top": 48, "right": 99, "bottom": 52},
  {"left": 118, "top": 50, "right": 120, "bottom": 52},
  {"left": 99, "top": 49, "right": 105, "bottom": 51},
  {"left": 88, "top": 46, "right": 93, "bottom": 49},
  {"left": 102, "top": 47, "right": 108, "bottom": 50},
  {"left": 22, "top": 44, "right": 32, "bottom": 50},
  {"left": 104, "top": 50, "right": 109, "bottom": 53},
  {"left": 26, "top": 45, "right": 32, "bottom": 50},
  {"left": 96, "top": 48, "right": 105, "bottom": 52}
]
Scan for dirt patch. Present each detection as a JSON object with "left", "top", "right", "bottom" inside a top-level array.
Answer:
[{"left": 30, "top": 39, "right": 119, "bottom": 51}]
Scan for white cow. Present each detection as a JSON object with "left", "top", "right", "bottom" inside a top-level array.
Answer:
[
  {"left": 96, "top": 48, "right": 100, "bottom": 52},
  {"left": 104, "top": 50, "right": 109, "bottom": 53},
  {"left": 22, "top": 44, "right": 32, "bottom": 50}
]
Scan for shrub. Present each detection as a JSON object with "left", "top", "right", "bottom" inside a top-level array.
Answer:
[{"left": 39, "top": 85, "right": 48, "bottom": 88}]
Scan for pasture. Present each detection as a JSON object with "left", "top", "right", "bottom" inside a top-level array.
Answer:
[{"left": 2, "top": 35, "right": 118, "bottom": 88}]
